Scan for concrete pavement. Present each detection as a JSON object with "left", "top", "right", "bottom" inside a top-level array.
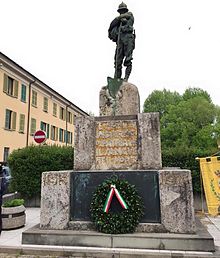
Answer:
[{"left": 0, "top": 208, "right": 220, "bottom": 257}]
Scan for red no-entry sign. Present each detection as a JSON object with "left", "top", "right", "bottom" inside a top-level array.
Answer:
[{"left": 34, "top": 130, "right": 47, "bottom": 144}]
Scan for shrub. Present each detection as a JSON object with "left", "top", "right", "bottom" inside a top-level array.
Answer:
[
  {"left": 3, "top": 198, "right": 24, "bottom": 207},
  {"left": 8, "top": 145, "right": 73, "bottom": 198}
]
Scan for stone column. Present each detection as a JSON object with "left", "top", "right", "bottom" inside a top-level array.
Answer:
[
  {"left": 138, "top": 112, "right": 162, "bottom": 169},
  {"left": 159, "top": 169, "right": 195, "bottom": 233},
  {"left": 40, "top": 171, "right": 71, "bottom": 229},
  {"left": 74, "top": 116, "right": 96, "bottom": 170}
]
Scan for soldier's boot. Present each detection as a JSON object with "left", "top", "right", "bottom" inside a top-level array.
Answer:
[
  {"left": 114, "top": 68, "right": 122, "bottom": 79},
  {"left": 124, "top": 64, "right": 132, "bottom": 82}
]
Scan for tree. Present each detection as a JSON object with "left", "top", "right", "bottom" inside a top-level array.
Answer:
[
  {"left": 183, "top": 87, "right": 212, "bottom": 103},
  {"left": 161, "top": 96, "right": 217, "bottom": 152},
  {"left": 143, "top": 89, "right": 182, "bottom": 117},
  {"left": 143, "top": 87, "right": 220, "bottom": 193}
]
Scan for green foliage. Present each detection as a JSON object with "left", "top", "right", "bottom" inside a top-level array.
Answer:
[
  {"left": 8, "top": 145, "right": 73, "bottom": 198},
  {"left": 3, "top": 198, "right": 24, "bottom": 207},
  {"left": 143, "top": 87, "right": 220, "bottom": 193},
  {"left": 90, "top": 177, "right": 144, "bottom": 234},
  {"left": 143, "top": 89, "right": 182, "bottom": 117},
  {"left": 182, "top": 87, "right": 212, "bottom": 103}
]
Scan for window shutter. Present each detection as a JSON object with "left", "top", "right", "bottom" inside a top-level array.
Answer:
[
  {"left": 50, "top": 125, "right": 53, "bottom": 140},
  {"left": 12, "top": 112, "right": 17, "bottom": 130},
  {"left": 69, "top": 113, "right": 72, "bottom": 123},
  {"left": 3, "top": 74, "right": 8, "bottom": 93},
  {"left": 59, "top": 107, "right": 61, "bottom": 119},
  {"left": 14, "top": 80, "right": 19, "bottom": 98},
  {"left": 71, "top": 132, "right": 73, "bottom": 144},
  {"left": 19, "top": 114, "right": 25, "bottom": 132},
  {"left": 55, "top": 127, "right": 58, "bottom": 141},
  {"left": 59, "top": 128, "right": 62, "bottom": 142},
  {"left": 64, "top": 130, "right": 66, "bottom": 143},
  {"left": 21, "top": 85, "right": 26, "bottom": 102},
  {"left": 47, "top": 124, "right": 50, "bottom": 138},
  {"left": 43, "top": 97, "right": 48, "bottom": 112},
  {"left": 5, "top": 109, "right": 10, "bottom": 129},
  {"left": 30, "top": 118, "right": 36, "bottom": 135},
  {"left": 40, "top": 121, "right": 44, "bottom": 130}
]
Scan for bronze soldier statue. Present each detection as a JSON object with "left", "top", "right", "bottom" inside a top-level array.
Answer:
[{"left": 108, "top": 2, "right": 135, "bottom": 82}]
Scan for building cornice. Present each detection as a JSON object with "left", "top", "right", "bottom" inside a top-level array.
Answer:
[{"left": 0, "top": 52, "right": 89, "bottom": 116}]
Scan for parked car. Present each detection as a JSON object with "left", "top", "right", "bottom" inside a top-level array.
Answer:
[
  {"left": 2, "top": 165, "right": 11, "bottom": 185},
  {"left": 0, "top": 163, "right": 12, "bottom": 193}
]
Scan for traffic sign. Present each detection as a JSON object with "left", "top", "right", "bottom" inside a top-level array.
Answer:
[{"left": 34, "top": 130, "right": 47, "bottom": 144}]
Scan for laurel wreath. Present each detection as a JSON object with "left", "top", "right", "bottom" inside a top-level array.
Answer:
[{"left": 90, "top": 177, "right": 144, "bottom": 234}]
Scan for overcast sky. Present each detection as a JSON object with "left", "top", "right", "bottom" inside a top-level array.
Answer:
[{"left": 1, "top": 0, "right": 220, "bottom": 115}]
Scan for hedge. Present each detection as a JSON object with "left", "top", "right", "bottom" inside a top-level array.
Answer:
[
  {"left": 162, "top": 148, "right": 216, "bottom": 193},
  {"left": 8, "top": 145, "right": 73, "bottom": 198}
]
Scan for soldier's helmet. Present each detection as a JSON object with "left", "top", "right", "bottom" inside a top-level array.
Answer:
[{"left": 117, "top": 2, "right": 128, "bottom": 13}]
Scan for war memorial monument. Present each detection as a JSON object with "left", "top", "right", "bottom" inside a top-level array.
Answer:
[{"left": 22, "top": 2, "right": 215, "bottom": 253}]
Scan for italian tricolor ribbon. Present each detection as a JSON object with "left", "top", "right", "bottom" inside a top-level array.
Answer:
[{"left": 103, "top": 184, "right": 128, "bottom": 213}]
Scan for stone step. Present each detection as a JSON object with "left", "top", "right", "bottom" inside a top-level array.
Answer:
[
  {"left": 22, "top": 219, "right": 215, "bottom": 253},
  {"left": 0, "top": 246, "right": 219, "bottom": 258}
]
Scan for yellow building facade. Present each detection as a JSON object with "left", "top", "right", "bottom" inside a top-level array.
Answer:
[{"left": 0, "top": 52, "right": 88, "bottom": 161}]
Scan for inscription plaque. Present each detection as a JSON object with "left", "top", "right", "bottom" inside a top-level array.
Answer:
[{"left": 95, "top": 120, "right": 138, "bottom": 169}]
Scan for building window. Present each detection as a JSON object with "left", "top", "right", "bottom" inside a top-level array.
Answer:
[
  {"left": 59, "top": 128, "right": 64, "bottom": 142},
  {"left": 51, "top": 125, "right": 58, "bottom": 141},
  {"left": 67, "top": 131, "right": 73, "bottom": 144},
  {"left": 59, "top": 107, "right": 66, "bottom": 120},
  {"left": 21, "top": 84, "right": 27, "bottom": 102},
  {"left": 30, "top": 118, "right": 36, "bottom": 135},
  {"left": 67, "top": 111, "right": 72, "bottom": 123},
  {"left": 5, "top": 109, "right": 17, "bottom": 130},
  {"left": 32, "top": 90, "right": 37, "bottom": 107},
  {"left": 40, "top": 121, "right": 50, "bottom": 138},
  {"left": 19, "top": 114, "right": 25, "bottom": 133},
  {"left": 3, "top": 74, "right": 18, "bottom": 98},
  {"left": 53, "top": 103, "right": 57, "bottom": 117},
  {"left": 3, "top": 147, "right": 10, "bottom": 162},
  {"left": 43, "top": 97, "right": 48, "bottom": 112},
  {"left": 64, "top": 130, "right": 73, "bottom": 144}
]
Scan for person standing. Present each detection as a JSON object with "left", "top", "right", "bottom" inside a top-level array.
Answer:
[
  {"left": 108, "top": 2, "right": 135, "bottom": 81},
  {"left": 0, "top": 165, "right": 6, "bottom": 235}
]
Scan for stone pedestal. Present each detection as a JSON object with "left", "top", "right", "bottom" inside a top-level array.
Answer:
[
  {"left": 99, "top": 82, "right": 140, "bottom": 116},
  {"left": 74, "top": 113, "right": 162, "bottom": 170},
  {"left": 159, "top": 169, "right": 195, "bottom": 233},
  {"left": 40, "top": 171, "right": 71, "bottom": 229}
]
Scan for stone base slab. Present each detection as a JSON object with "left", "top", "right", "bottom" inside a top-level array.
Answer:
[
  {"left": 68, "top": 221, "right": 167, "bottom": 233},
  {"left": 22, "top": 218, "right": 214, "bottom": 252}
]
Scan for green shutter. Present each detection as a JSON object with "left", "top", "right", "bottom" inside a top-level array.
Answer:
[
  {"left": 5, "top": 109, "right": 10, "bottom": 129},
  {"left": 40, "top": 121, "right": 44, "bottom": 130},
  {"left": 55, "top": 127, "right": 58, "bottom": 141},
  {"left": 19, "top": 114, "right": 25, "bottom": 132},
  {"left": 14, "top": 80, "right": 19, "bottom": 98},
  {"left": 30, "top": 118, "right": 36, "bottom": 135},
  {"left": 3, "top": 74, "right": 8, "bottom": 93},
  {"left": 50, "top": 125, "right": 53, "bottom": 140},
  {"left": 70, "top": 132, "right": 73, "bottom": 144},
  {"left": 64, "top": 130, "right": 66, "bottom": 143},
  {"left": 21, "top": 85, "right": 26, "bottom": 102},
  {"left": 12, "top": 112, "right": 17, "bottom": 130},
  {"left": 59, "top": 128, "right": 62, "bottom": 142},
  {"left": 47, "top": 124, "right": 50, "bottom": 138}
]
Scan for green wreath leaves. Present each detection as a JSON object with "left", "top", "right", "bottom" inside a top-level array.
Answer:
[{"left": 90, "top": 177, "right": 144, "bottom": 234}]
